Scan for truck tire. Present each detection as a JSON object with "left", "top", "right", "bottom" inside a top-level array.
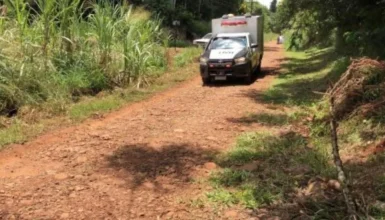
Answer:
[
  {"left": 256, "top": 62, "right": 261, "bottom": 74},
  {"left": 202, "top": 77, "right": 211, "bottom": 85},
  {"left": 244, "top": 65, "right": 253, "bottom": 84}
]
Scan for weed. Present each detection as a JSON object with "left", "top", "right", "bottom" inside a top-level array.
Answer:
[
  {"left": 234, "top": 185, "right": 259, "bottom": 208},
  {"left": 217, "top": 132, "right": 307, "bottom": 166},
  {"left": 208, "top": 131, "right": 331, "bottom": 210},
  {"left": 369, "top": 206, "right": 385, "bottom": 219},
  {"left": 245, "top": 184, "right": 279, "bottom": 207},
  {"left": 69, "top": 96, "right": 124, "bottom": 121},
  {"left": 230, "top": 112, "right": 294, "bottom": 127},
  {"left": 288, "top": 111, "right": 308, "bottom": 121},
  {"left": 295, "top": 148, "right": 333, "bottom": 176},
  {"left": 309, "top": 120, "right": 330, "bottom": 138},
  {"left": 0, "top": 119, "right": 44, "bottom": 146},
  {"left": 206, "top": 188, "right": 238, "bottom": 207},
  {"left": 299, "top": 199, "right": 347, "bottom": 220},
  {"left": 250, "top": 113, "right": 290, "bottom": 126},
  {"left": 368, "top": 152, "right": 385, "bottom": 165},
  {"left": 375, "top": 174, "right": 385, "bottom": 198},
  {"left": 189, "top": 198, "right": 206, "bottom": 208},
  {"left": 218, "top": 147, "right": 260, "bottom": 166},
  {"left": 0, "top": 120, "right": 25, "bottom": 146},
  {"left": 210, "top": 169, "right": 251, "bottom": 187},
  {"left": 174, "top": 47, "right": 202, "bottom": 68}
]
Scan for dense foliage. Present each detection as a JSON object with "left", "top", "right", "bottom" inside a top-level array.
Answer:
[
  {"left": 272, "top": 0, "right": 385, "bottom": 58},
  {"left": 134, "top": 0, "right": 243, "bottom": 21},
  {"left": 0, "top": 0, "right": 169, "bottom": 115},
  {"left": 269, "top": 0, "right": 277, "bottom": 13},
  {"left": 131, "top": 0, "right": 272, "bottom": 36},
  {"left": 128, "top": 0, "right": 241, "bottom": 36},
  {"left": 241, "top": 1, "right": 272, "bottom": 31}
]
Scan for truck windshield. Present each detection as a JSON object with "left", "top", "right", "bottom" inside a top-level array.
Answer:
[{"left": 210, "top": 37, "right": 247, "bottom": 49}]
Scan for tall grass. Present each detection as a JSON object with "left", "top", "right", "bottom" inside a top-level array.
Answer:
[
  {"left": 174, "top": 47, "right": 201, "bottom": 68},
  {"left": 122, "top": 15, "right": 167, "bottom": 88},
  {"left": 0, "top": 1, "right": 169, "bottom": 115},
  {"left": 88, "top": 3, "right": 119, "bottom": 70}
]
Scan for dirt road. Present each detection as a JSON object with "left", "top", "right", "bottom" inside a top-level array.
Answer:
[{"left": 0, "top": 42, "right": 284, "bottom": 220}]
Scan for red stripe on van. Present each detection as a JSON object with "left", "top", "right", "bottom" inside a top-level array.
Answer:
[{"left": 221, "top": 20, "right": 247, "bottom": 26}]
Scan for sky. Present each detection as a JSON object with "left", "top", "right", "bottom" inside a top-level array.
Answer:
[{"left": 256, "top": 0, "right": 273, "bottom": 8}]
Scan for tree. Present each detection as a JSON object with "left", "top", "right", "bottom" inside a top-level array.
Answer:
[
  {"left": 239, "top": 0, "right": 272, "bottom": 31},
  {"left": 269, "top": 0, "right": 277, "bottom": 13},
  {"left": 132, "top": 0, "right": 244, "bottom": 36},
  {"left": 272, "top": 0, "right": 385, "bottom": 57}
]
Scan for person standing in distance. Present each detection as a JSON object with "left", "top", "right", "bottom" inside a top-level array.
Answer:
[{"left": 277, "top": 34, "right": 284, "bottom": 44}]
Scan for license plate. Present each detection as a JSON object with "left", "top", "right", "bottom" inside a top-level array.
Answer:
[{"left": 215, "top": 76, "right": 227, "bottom": 81}]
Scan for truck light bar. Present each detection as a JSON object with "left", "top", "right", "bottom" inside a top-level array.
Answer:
[{"left": 221, "top": 20, "right": 247, "bottom": 26}]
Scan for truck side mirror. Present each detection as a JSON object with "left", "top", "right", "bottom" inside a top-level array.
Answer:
[{"left": 251, "top": 43, "right": 258, "bottom": 48}]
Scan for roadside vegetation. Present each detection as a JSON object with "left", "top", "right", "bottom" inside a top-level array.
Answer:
[
  {"left": 202, "top": 45, "right": 385, "bottom": 218},
  {"left": 196, "top": 0, "right": 385, "bottom": 218},
  {"left": 0, "top": 47, "right": 200, "bottom": 148},
  {"left": 270, "top": 0, "right": 385, "bottom": 59},
  {"left": 0, "top": 0, "right": 278, "bottom": 148},
  {"left": 187, "top": 1, "right": 385, "bottom": 216},
  {"left": 0, "top": 1, "right": 202, "bottom": 148},
  {"left": 1, "top": 0, "right": 384, "bottom": 218},
  {"left": 0, "top": 1, "right": 166, "bottom": 115},
  {"left": 208, "top": 132, "right": 334, "bottom": 211},
  {"left": 134, "top": 0, "right": 276, "bottom": 45}
]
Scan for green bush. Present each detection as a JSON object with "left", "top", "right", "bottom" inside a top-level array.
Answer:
[{"left": 190, "top": 20, "right": 210, "bottom": 36}]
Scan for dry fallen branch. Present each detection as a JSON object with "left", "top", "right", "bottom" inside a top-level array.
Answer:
[
  {"left": 329, "top": 97, "right": 358, "bottom": 219},
  {"left": 326, "top": 58, "right": 385, "bottom": 119}
]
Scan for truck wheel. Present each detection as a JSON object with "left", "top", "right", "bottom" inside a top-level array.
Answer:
[
  {"left": 244, "top": 66, "right": 253, "bottom": 84},
  {"left": 202, "top": 77, "right": 211, "bottom": 85},
  {"left": 256, "top": 63, "right": 261, "bottom": 74}
]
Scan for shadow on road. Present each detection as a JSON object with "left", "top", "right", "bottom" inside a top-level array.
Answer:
[
  {"left": 204, "top": 78, "right": 256, "bottom": 87},
  {"left": 106, "top": 143, "right": 218, "bottom": 190},
  {"left": 226, "top": 112, "right": 291, "bottom": 126},
  {"left": 264, "top": 46, "right": 281, "bottom": 52},
  {"left": 205, "top": 66, "right": 280, "bottom": 88}
]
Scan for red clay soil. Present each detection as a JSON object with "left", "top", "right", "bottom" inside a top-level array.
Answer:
[{"left": 0, "top": 42, "right": 285, "bottom": 220}]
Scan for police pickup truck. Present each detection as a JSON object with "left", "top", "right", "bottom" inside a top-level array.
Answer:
[{"left": 199, "top": 14, "right": 264, "bottom": 84}]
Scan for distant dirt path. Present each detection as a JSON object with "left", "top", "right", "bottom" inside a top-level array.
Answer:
[{"left": 0, "top": 42, "right": 284, "bottom": 220}]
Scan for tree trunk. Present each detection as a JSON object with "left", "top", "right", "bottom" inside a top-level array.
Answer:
[{"left": 335, "top": 27, "right": 346, "bottom": 53}]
